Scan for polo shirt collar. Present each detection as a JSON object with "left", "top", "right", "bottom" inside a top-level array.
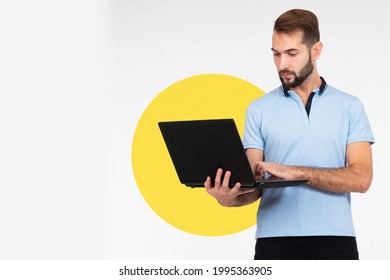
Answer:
[{"left": 282, "top": 77, "right": 327, "bottom": 97}]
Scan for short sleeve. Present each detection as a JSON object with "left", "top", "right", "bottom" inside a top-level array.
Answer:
[{"left": 347, "top": 98, "right": 375, "bottom": 145}]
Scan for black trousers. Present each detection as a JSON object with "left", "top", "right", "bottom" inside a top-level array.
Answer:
[{"left": 254, "top": 236, "right": 359, "bottom": 260}]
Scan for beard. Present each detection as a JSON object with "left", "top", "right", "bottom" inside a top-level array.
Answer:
[{"left": 279, "top": 56, "right": 314, "bottom": 89}]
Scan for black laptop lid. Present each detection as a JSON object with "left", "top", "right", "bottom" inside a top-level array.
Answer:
[{"left": 158, "top": 119, "right": 256, "bottom": 187}]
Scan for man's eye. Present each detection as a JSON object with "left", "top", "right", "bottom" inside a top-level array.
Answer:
[
  {"left": 273, "top": 53, "right": 280, "bottom": 57},
  {"left": 288, "top": 53, "right": 297, "bottom": 57}
]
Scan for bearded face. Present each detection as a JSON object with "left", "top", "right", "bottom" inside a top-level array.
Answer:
[{"left": 278, "top": 55, "right": 314, "bottom": 89}]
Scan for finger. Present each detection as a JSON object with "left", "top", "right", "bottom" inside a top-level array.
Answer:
[
  {"left": 254, "top": 162, "right": 264, "bottom": 178},
  {"left": 222, "top": 170, "right": 231, "bottom": 189},
  {"left": 214, "top": 168, "right": 223, "bottom": 188},
  {"left": 204, "top": 176, "right": 212, "bottom": 191},
  {"left": 258, "top": 165, "right": 266, "bottom": 178},
  {"left": 231, "top": 182, "right": 242, "bottom": 192},
  {"left": 237, "top": 187, "right": 257, "bottom": 194}
]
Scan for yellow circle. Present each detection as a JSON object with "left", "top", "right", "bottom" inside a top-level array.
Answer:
[{"left": 132, "top": 74, "right": 265, "bottom": 236}]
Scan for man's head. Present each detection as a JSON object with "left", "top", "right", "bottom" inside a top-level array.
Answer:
[{"left": 271, "top": 9, "right": 322, "bottom": 89}]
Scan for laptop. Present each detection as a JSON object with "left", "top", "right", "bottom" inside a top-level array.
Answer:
[{"left": 158, "top": 119, "right": 308, "bottom": 189}]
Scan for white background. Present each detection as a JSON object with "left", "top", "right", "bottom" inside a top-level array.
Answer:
[{"left": 0, "top": 0, "right": 389, "bottom": 260}]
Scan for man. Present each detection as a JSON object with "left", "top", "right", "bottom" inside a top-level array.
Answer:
[{"left": 204, "top": 9, "right": 374, "bottom": 260}]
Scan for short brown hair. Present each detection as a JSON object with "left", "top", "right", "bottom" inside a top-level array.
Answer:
[{"left": 274, "top": 9, "right": 320, "bottom": 47}]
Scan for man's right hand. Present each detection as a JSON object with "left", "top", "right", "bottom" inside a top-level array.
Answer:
[{"left": 204, "top": 168, "right": 257, "bottom": 207}]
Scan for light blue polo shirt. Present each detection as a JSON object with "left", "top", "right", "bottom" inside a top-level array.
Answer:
[{"left": 243, "top": 79, "right": 375, "bottom": 238}]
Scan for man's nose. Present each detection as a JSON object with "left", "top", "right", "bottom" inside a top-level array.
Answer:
[{"left": 279, "top": 55, "right": 290, "bottom": 70}]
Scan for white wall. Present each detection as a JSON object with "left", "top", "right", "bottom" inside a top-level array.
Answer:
[{"left": 0, "top": 0, "right": 389, "bottom": 260}]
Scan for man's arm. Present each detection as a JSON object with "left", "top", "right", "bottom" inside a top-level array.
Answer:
[
  {"left": 204, "top": 149, "right": 264, "bottom": 207},
  {"left": 255, "top": 141, "right": 373, "bottom": 193}
]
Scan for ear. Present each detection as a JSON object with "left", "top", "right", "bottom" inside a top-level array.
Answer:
[{"left": 311, "top": 41, "right": 323, "bottom": 61}]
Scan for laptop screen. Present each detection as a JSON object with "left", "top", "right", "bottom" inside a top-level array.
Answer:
[{"left": 158, "top": 119, "right": 256, "bottom": 187}]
